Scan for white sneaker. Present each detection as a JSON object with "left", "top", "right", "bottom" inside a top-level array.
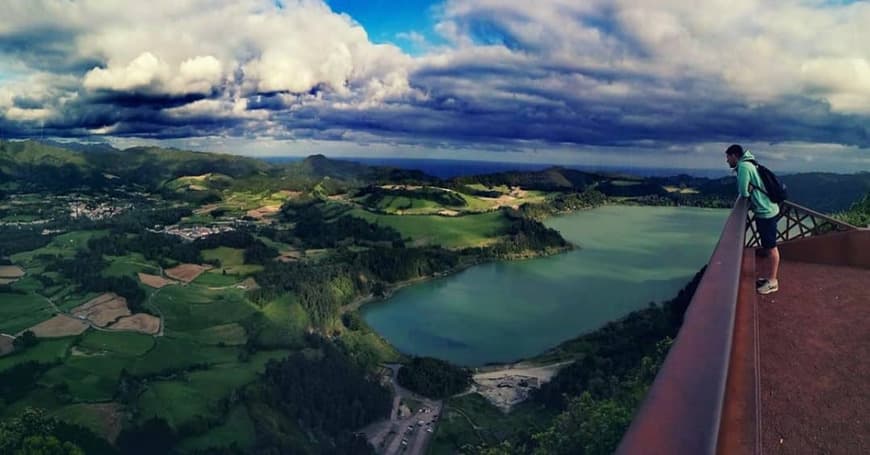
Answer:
[{"left": 757, "top": 279, "right": 779, "bottom": 295}]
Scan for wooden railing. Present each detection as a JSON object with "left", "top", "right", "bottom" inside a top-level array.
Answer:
[
  {"left": 745, "top": 200, "right": 858, "bottom": 247},
  {"left": 616, "top": 198, "right": 749, "bottom": 455}
]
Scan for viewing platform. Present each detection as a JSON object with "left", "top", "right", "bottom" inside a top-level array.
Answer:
[{"left": 616, "top": 199, "right": 869, "bottom": 455}]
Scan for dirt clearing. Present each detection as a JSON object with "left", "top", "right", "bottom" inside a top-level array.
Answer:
[
  {"left": 0, "top": 265, "right": 25, "bottom": 284},
  {"left": 0, "top": 334, "right": 14, "bottom": 356},
  {"left": 165, "top": 264, "right": 211, "bottom": 283},
  {"left": 28, "top": 314, "right": 89, "bottom": 337},
  {"left": 0, "top": 265, "right": 25, "bottom": 278},
  {"left": 277, "top": 249, "right": 302, "bottom": 262},
  {"left": 109, "top": 314, "right": 161, "bottom": 335},
  {"left": 72, "top": 293, "right": 131, "bottom": 327},
  {"left": 238, "top": 277, "right": 259, "bottom": 290},
  {"left": 246, "top": 205, "right": 281, "bottom": 220},
  {"left": 473, "top": 361, "right": 572, "bottom": 411},
  {"left": 138, "top": 272, "right": 174, "bottom": 288}
]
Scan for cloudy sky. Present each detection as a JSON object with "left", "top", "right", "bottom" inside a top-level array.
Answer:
[{"left": 1, "top": 0, "right": 869, "bottom": 172}]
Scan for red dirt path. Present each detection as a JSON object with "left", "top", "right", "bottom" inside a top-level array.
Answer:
[{"left": 758, "top": 260, "right": 870, "bottom": 455}]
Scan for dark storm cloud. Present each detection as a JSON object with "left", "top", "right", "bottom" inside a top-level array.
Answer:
[{"left": 0, "top": 0, "right": 868, "bottom": 170}]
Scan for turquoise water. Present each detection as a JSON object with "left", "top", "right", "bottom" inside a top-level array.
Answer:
[{"left": 361, "top": 205, "right": 728, "bottom": 366}]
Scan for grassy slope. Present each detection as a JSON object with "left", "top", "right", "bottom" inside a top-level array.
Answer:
[
  {"left": 0, "top": 337, "right": 74, "bottom": 372},
  {"left": 350, "top": 209, "right": 509, "bottom": 248},
  {"left": 0, "top": 293, "right": 55, "bottom": 334},
  {"left": 201, "top": 247, "right": 263, "bottom": 276}
]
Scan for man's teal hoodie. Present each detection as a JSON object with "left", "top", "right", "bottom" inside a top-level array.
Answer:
[{"left": 737, "top": 150, "right": 779, "bottom": 219}]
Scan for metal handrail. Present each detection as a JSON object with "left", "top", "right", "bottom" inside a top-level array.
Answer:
[
  {"left": 616, "top": 197, "right": 748, "bottom": 455},
  {"left": 746, "top": 200, "right": 858, "bottom": 247}
]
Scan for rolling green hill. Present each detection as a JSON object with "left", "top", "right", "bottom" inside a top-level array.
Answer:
[{"left": 2, "top": 139, "right": 867, "bottom": 214}]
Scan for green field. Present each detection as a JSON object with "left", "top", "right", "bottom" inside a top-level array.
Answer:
[
  {"left": 137, "top": 364, "right": 256, "bottom": 428},
  {"left": 178, "top": 405, "right": 256, "bottom": 452},
  {"left": 255, "top": 294, "right": 309, "bottom": 348},
  {"left": 103, "top": 253, "right": 160, "bottom": 278},
  {"left": 0, "top": 337, "right": 74, "bottom": 372},
  {"left": 173, "top": 323, "right": 247, "bottom": 346},
  {"left": 372, "top": 195, "right": 443, "bottom": 214},
  {"left": 154, "top": 285, "right": 259, "bottom": 333},
  {"left": 0, "top": 292, "right": 55, "bottom": 334},
  {"left": 136, "top": 350, "right": 291, "bottom": 430},
  {"left": 8, "top": 276, "right": 45, "bottom": 294},
  {"left": 350, "top": 210, "right": 509, "bottom": 248},
  {"left": 39, "top": 355, "right": 132, "bottom": 402},
  {"left": 202, "top": 247, "right": 263, "bottom": 275},
  {"left": 77, "top": 330, "right": 155, "bottom": 357},
  {"left": 202, "top": 246, "right": 243, "bottom": 265},
  {"left": 193, "top": 271, "right": 241, "bottom": 287},
  {"left": 126, "top": 337, "right": 240, "bottom": 377},
  {"left": 456, "top": 192, "right": 497, "bottom": 211},
  {"left": 219, "top": 189, "right": 291, "bottom": 212},
  {"left": 10, "top": 230, "right": 108, "bottom": 265}
]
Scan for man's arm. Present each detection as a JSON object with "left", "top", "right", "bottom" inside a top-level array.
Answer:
[{"left": 736, "top": 163, "right": 751, "bottom": 198}]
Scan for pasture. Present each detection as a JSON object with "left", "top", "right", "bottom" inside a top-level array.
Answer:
[
  {"left": 350, "top": 209, "right": 510, "bottom": 248},
  {"left": 201, "top": 247, "right": 263, "bottom": 276},
  {"left": 0, "top": 292, "right": 54, "bottom": 334}
]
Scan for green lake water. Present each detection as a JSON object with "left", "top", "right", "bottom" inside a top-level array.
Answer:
[{"left": 361, "top": 205, "right": 729, "bottom": 366}]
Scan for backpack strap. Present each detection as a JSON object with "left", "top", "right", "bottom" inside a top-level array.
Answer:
[{"left": 743, "top": 159, "right": 770, "bottom": 197}]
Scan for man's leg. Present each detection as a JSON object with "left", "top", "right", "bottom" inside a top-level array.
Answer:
[
  {"left": 755, "top": 248, "right": 769, "bottom": 284},
  {"left": 769, "top": 246, "right": 780, "bottom": 282},
  {"left": 756, "top": 215, "right": 780, "bottom": 294}
]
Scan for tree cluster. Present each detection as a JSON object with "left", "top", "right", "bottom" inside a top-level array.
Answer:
[
  {"left": 0, "top": 226, "right": 51, "bottom": 257},
  {"left": 294, "top": 213, "right": 403, "bottom": 249},
  {"left": 840, "top": 192, "right": 870, "bottom": 227},
  {"left": 518, "top": 190, "right": 607, "bottom": 219},
  {"left": 355, "top": 185, "right": 468, "bottom": 209},
  {"left": 0, "top": 408, "right": 116, "bottom": 455},
  {"left": 254, "top": 338, "right": 390, "bottom": 453},
  {"left": 397, "top": 357, "right": 472, "bottom": 399}
]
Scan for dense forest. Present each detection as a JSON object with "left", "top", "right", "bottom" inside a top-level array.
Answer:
[
  {"left": 249, "top": 338, "right": 391, "bottom": 454},
  {"left": 397, "top": 357, "right": 473, "bottom": 399}
]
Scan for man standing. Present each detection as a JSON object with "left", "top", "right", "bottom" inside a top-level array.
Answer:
[{"left": 725, "top": 144, "right": 780, "bottom": 294}]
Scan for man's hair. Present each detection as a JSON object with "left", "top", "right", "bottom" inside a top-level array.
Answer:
[{"left": 725, "top": 144, "right": 744, "bottom": 157}]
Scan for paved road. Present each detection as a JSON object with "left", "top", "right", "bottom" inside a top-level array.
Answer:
[{"left": 364, "top": 364, "right": 443, "bottom": 455}]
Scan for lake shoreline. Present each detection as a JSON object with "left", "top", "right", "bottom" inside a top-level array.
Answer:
[
  {"left": 340, "top": 243, "right": 574, "bottom": 315},
  {"left": 341, "top": 202, "right": 611, "bottom": 316},
  {"left": 352, "top": 204, "right": 727, "bottom": 370}
]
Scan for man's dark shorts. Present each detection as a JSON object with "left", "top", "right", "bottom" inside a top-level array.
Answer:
[{"left": 756, "top": 215, "right": 779, "bottom": 249}]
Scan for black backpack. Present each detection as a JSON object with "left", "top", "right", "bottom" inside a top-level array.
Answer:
[{"left": 747, "top": 159, "right": 788, "bottom": 203}]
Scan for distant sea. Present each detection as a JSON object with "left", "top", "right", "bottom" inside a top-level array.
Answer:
[{"left": 261, "top": 156, "right": 727, "bottom": 179}]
